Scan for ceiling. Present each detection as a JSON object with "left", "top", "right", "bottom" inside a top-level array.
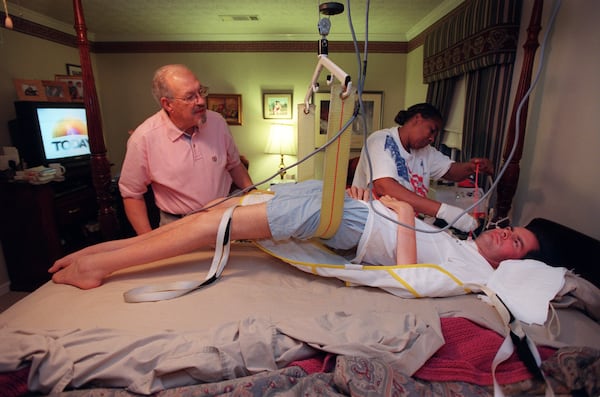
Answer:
[{"left": 5, "top": 0, "right": 464, "bottom": 42}]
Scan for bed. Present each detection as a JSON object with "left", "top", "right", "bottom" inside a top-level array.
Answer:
[
  {"left": 1, "top": 239, "right": 600, "bottom": 396},
  {"left": 2, "top": 1, "right": 600, "bottom": 396}
]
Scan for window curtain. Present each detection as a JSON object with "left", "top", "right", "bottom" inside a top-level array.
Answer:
[
  {"left": 426, "top": 77, "right": 458, "bottom": 148},
  {"left": 423, "top": 0, "right": 522, "bottom": 169},
  {"left": 462, "top": 65, "right": 514, "bottom": 175}
]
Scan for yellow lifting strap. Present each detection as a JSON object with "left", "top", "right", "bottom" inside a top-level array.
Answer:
[{"left": 313, "top": 84, "right": 355, "bottom": 239}]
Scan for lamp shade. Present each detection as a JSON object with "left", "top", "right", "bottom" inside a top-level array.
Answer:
[{"left": 264, "top": 124, "right": 296, "bottom": 155}]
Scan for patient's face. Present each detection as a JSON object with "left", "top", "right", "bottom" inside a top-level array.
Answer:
[{"left": 474, "top": 226, "right": 540, "bottom": 268}]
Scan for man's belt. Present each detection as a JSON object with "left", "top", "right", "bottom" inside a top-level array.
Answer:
[{"left": 160, "top": 210, "right": 185, "bottom": 219}]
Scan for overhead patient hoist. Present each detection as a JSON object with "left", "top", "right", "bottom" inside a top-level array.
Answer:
[{"left": 303, "top": 2, "right": 356, "bottom": 239}]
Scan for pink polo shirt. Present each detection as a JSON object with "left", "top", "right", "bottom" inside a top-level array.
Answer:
[{"left": 119, "top": 109, "right": 242, "bottom": 215}]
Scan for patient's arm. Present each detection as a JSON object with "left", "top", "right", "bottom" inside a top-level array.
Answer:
[{"left": 379, "top": 195, "right": 417, "bottom": 265}]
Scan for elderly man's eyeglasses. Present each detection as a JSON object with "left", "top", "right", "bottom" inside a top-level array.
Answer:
[{"left": 169, "top": 87, "right": 209, "bottom": 103}]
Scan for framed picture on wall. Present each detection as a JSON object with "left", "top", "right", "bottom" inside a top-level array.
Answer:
[
  {"left": 55, "top": 75, "right": 84, "bottom": 102},
  {"left": 42, "top": 80, "right": 70, "bottom": 102},
  {"left": 207, "top": 94, "right": 242, "bottom": 125},
  {"left": 13, "top": 79, "right": 47, "bottom": 101},
  {"left": 313, "top": 92, "right": 330, "bottom": 148},
  {"left": 66, "top": 63, "right": 83, "bottom": 76},
  {"left": 263, "top": 92, "right": 293, "bottom": 119},
  {"left": 350, "top": 91, "right": 383, "bottom": 149},
  {"left": 314, "top": 91, "right": 383, "bottom": 149}
]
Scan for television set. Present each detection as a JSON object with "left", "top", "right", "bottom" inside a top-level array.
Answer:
[{"left": 11, "top": 101, "right": 91, "bottom": 168}]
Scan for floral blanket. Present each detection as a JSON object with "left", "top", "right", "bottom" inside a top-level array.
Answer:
[
  {"left": 33, "top": 348, "right": 599, "bottom": 397},
  {"left": 3, "top": 318, "right": 598, "bottom": 397}
]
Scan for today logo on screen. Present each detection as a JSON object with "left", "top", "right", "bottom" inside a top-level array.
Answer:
[{"left": 50, "top": 117, "right": 89, "bottom": 153}]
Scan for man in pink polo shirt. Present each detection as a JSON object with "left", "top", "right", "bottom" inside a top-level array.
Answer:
[{"left": 119, "top": 64, "right": 253, "bottom": 234}]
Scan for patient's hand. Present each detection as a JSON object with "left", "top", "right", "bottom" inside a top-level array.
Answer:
[
  {"left": 346, "top": 186, "right": 371, "bottom": 201},
  {"left": 379, "top": 195, "right": 414, "bottom": 216}
]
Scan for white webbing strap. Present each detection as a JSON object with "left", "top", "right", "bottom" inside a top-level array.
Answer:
[
  {"left": 123, "top": 204, "right": 239, "bottom": 303},
  {"left": 468, "top": 284, "right": 554, "bottom": 397}
]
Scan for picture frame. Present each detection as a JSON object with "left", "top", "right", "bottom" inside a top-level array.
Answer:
[
  {"left": 314, "top": 91, "right": 383, "bottom": 149},
  {"left": 55, "top": 75, "right": 84, "bottom": 102},
  {"left": 350, "top": 91, "right": 383, "bottom": 149},
  {"left": 314, "top": 92, "right": 331, "bottom": 147},
  {"left": 41, "top": 80, "right": 70, "bottom": 102},
  {"left": 263, "top": 92, "right": 293, "bottom": 119},
  {"left": 13, "top": 79, "right": 47, "bottom": 101},
  {"left": 207, "top": 94, "right": 242, "bottom": 125},
  {"left": 66, "top": 63, "right": 83, "bottom": 76}
]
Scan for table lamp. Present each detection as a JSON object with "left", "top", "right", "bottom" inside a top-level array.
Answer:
[{"left": 264, "top": 124, "right": 296, "bottom": 180}]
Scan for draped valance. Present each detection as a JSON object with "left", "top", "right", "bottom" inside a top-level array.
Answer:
[{"left": 423, "top": 0, "right": 521, "bottom": 83}]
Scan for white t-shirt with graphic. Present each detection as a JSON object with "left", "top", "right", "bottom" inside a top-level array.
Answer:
[{"left": 352, "top": 127, "right": 453, "bottom": 197}]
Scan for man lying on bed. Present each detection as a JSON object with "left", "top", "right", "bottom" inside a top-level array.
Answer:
[{"left": 49, "top": 180, "right": 540, "bottom": 290}]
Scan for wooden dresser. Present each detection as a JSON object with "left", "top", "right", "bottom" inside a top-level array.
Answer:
[{"left": 0, "top": 181, "right": 99, "bottom": 291}]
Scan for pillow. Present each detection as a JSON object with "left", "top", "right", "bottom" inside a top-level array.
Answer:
[{"left": 486, "top": 259, "right": 567, "bottom": 325}]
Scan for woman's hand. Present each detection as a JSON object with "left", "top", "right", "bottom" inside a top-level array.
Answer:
[{"left": 471, "top": 158, "right": 494, "bottom": 175}]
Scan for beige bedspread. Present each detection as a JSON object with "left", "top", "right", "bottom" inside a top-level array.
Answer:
[{"left": 0, "top": 242, "right": 598, "bottom": 394}]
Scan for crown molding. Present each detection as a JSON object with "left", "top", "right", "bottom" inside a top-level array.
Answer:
[{"left": 2, "top": 12, "right": 410, "bottom": 54}]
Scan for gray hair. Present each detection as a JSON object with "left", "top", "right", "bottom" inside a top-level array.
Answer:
[{"left": 151, "top": 64, "right": 190, "bottom": 104}]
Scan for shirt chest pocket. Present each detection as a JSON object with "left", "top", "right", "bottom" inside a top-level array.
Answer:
[{"left": 192, "top": 145, "right": 225, "bottom": 168}]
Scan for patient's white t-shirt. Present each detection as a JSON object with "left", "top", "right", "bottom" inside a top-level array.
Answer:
[{"left": 354, "top": 200, "right": 494, "bottom": 285}]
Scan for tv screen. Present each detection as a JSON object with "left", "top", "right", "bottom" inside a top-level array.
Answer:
[
  {"left": 12, "top": 101, "right": 91, "bottom": 167},
  {"left": 36, "top": 107, "right": 90, "bottom": 161}
]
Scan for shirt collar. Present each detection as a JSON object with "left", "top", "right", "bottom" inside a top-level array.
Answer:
[{"left": 160, "top": 109, "right": 198, "bottom": 142}]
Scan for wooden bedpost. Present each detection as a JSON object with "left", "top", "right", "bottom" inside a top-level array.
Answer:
[
  {"left": 494, "top": 0, "right": 544, "bottom": 225},
  {"left": 73, "top": 0, "right": 119, "bottom": 240}
]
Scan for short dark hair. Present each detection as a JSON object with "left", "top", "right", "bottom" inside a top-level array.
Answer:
[
  {"left": 394, "top": 103, "right": 443, "bottom": 125},
  {"left": 524, "top": 218, "right": 600, "bottom": 286}
]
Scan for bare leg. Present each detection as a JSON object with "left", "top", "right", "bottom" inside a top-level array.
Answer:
[
  {"left": 50, "top": 201, "right": 270, "bottom": 289},
  {"left": 49, "top": 197, "right": 243, "bottom": 274},
  {"left": 379, "top": 195, "right": 417, "bottom": 265}
]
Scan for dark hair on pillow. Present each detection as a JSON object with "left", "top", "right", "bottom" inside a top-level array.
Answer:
[{"left": 524, "top": 218, "right": 600, "bottom": 288}]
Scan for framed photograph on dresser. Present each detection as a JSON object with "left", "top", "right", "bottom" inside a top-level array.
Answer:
[
  {"left": 41, "top": 80, "right": 70, "bottom": 102},
  {"left": 55, "top": 75, "right": 84, "bottom": 102},
  {"left": 13, "top": 79, "right": 47, "bottom": 101}
]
